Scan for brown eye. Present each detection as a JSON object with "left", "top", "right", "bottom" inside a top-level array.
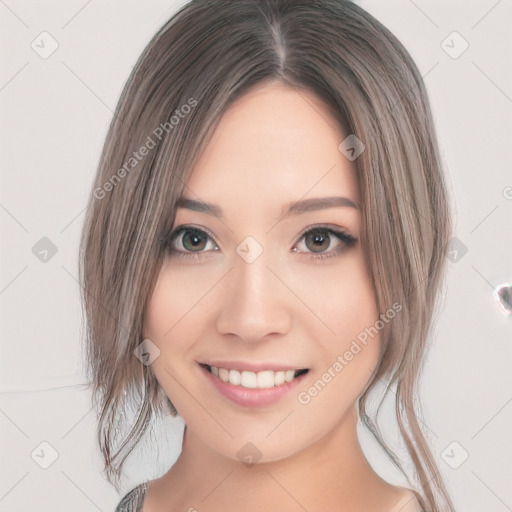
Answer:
[
  {"left": 181, "top": 229, "right": 208, "bottom": 251},
  {"left": 304, "top": 229, "right": 331, "bottom": 253},
  {"left": 164, "top": 226, "right": 219, "bottom": 258},
  {"left": 293, "top": 225, "right": 357, "bottom": 260}
]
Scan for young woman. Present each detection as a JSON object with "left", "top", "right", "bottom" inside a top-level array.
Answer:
[{"left": 79, "top": 1, "right": 456, "bottom": 510}]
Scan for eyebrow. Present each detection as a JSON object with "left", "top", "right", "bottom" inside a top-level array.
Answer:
[{"left": 176, "top": 195, "right": 359, "bottom": 219}]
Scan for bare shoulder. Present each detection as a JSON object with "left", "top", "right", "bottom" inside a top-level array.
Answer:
[{"left": 389, "top": 487, "right": 424, "bottom": 512}]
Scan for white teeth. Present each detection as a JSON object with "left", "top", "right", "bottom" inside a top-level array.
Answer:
[
  {"left": 285, "top": 370, "right": 295, "bottom": 382},
  {"left": 240, "top": 371, "right": 257, "bottom": 388},
  {"left": 256, "top": 370, "right": 274, "bottom": 389},
  {"left": 218, "top": 367, "right": 229, "bottom": 382},
  {"left": 229, "top": 369, "right": 241, "bottom": 385},
  {"left": 274, "top": 371, "right": 285, "bottom": 386},
  {"left": 208, "top": 365, "right": 305, "bottom": 389}
]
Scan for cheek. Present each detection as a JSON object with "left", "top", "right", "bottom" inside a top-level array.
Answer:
[
  {"left": 289, "top": 250, "right": 381, "bottom": 392},
  {"left": 288, "top": 250, "right": 378, "bottom": 340},
  {"left": 142, "top": 270, "right": 198, "bottom": 410},
  {"left": 293, "top": 266, "right": 381, "bottom": 422},
  {"left": 143, "top": 264, "right": 212, "bottom": 342},
  {"left": 142, "top": 272, "right": 193, "bottom": 376},
  {"left": 143, "top": 275, "right": 172, "bottom": 342}
]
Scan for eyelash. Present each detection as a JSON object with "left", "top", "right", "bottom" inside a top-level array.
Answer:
[{"left": 162, "top": 224, "right": 357, "bottom": 261}]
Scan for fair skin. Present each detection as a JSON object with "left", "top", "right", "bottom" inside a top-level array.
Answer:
[{"left": 142, "top": 82, "right": 421, "bottom": 511}]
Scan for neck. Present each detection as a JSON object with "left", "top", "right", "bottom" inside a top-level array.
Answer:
[{"left": 162, "top": 405, "right": 388, "bottom": 510}]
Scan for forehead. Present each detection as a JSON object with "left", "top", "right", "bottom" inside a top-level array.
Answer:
[{"left": 184, "top": 83, "right": 359, "bottom": 211}]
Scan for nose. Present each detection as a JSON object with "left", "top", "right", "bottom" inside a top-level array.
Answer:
[{"left": 215, "top": 248, "right": 293, "bottom": 343}]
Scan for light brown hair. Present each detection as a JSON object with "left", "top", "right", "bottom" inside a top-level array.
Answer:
[{"left": 79, "top": 1, "right": 455, "bottom": 510}]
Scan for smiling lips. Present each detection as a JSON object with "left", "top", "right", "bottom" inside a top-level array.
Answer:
[
  {"left": 199, "top": 363, "right": 309, "bottom": 389},
  {"left": 199, "top": 362, "right": 310, "bottom": 407}
]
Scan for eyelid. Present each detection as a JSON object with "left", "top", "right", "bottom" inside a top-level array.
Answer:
[
  {"left": 292, "top": 222, "right": 352, "bottom": 245},
  {"left": 164, "top": 223, "right": 220, "bottom": 250},
  {"left": 291, "top": 223, "right": 357, "bottom": 260},
  {"left": 164, "top": 222, "right": 356, "bottom": 259}
]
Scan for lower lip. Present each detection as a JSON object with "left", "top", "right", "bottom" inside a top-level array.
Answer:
[{"left": 200, "top": 364, "right": 309, "bottom": 407}]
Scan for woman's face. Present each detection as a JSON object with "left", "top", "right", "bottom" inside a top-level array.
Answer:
[{"left": 143, "top": 82, "right": 381, "bottom": 463}]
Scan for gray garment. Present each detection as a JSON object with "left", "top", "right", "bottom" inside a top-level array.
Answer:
[{"left": 115, "top": 481, "right": 151, "bottom": 512}]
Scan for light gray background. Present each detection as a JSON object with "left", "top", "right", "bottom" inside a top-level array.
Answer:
[{"left": 1, "top": 0, "right": 511, "bottom": 510}]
